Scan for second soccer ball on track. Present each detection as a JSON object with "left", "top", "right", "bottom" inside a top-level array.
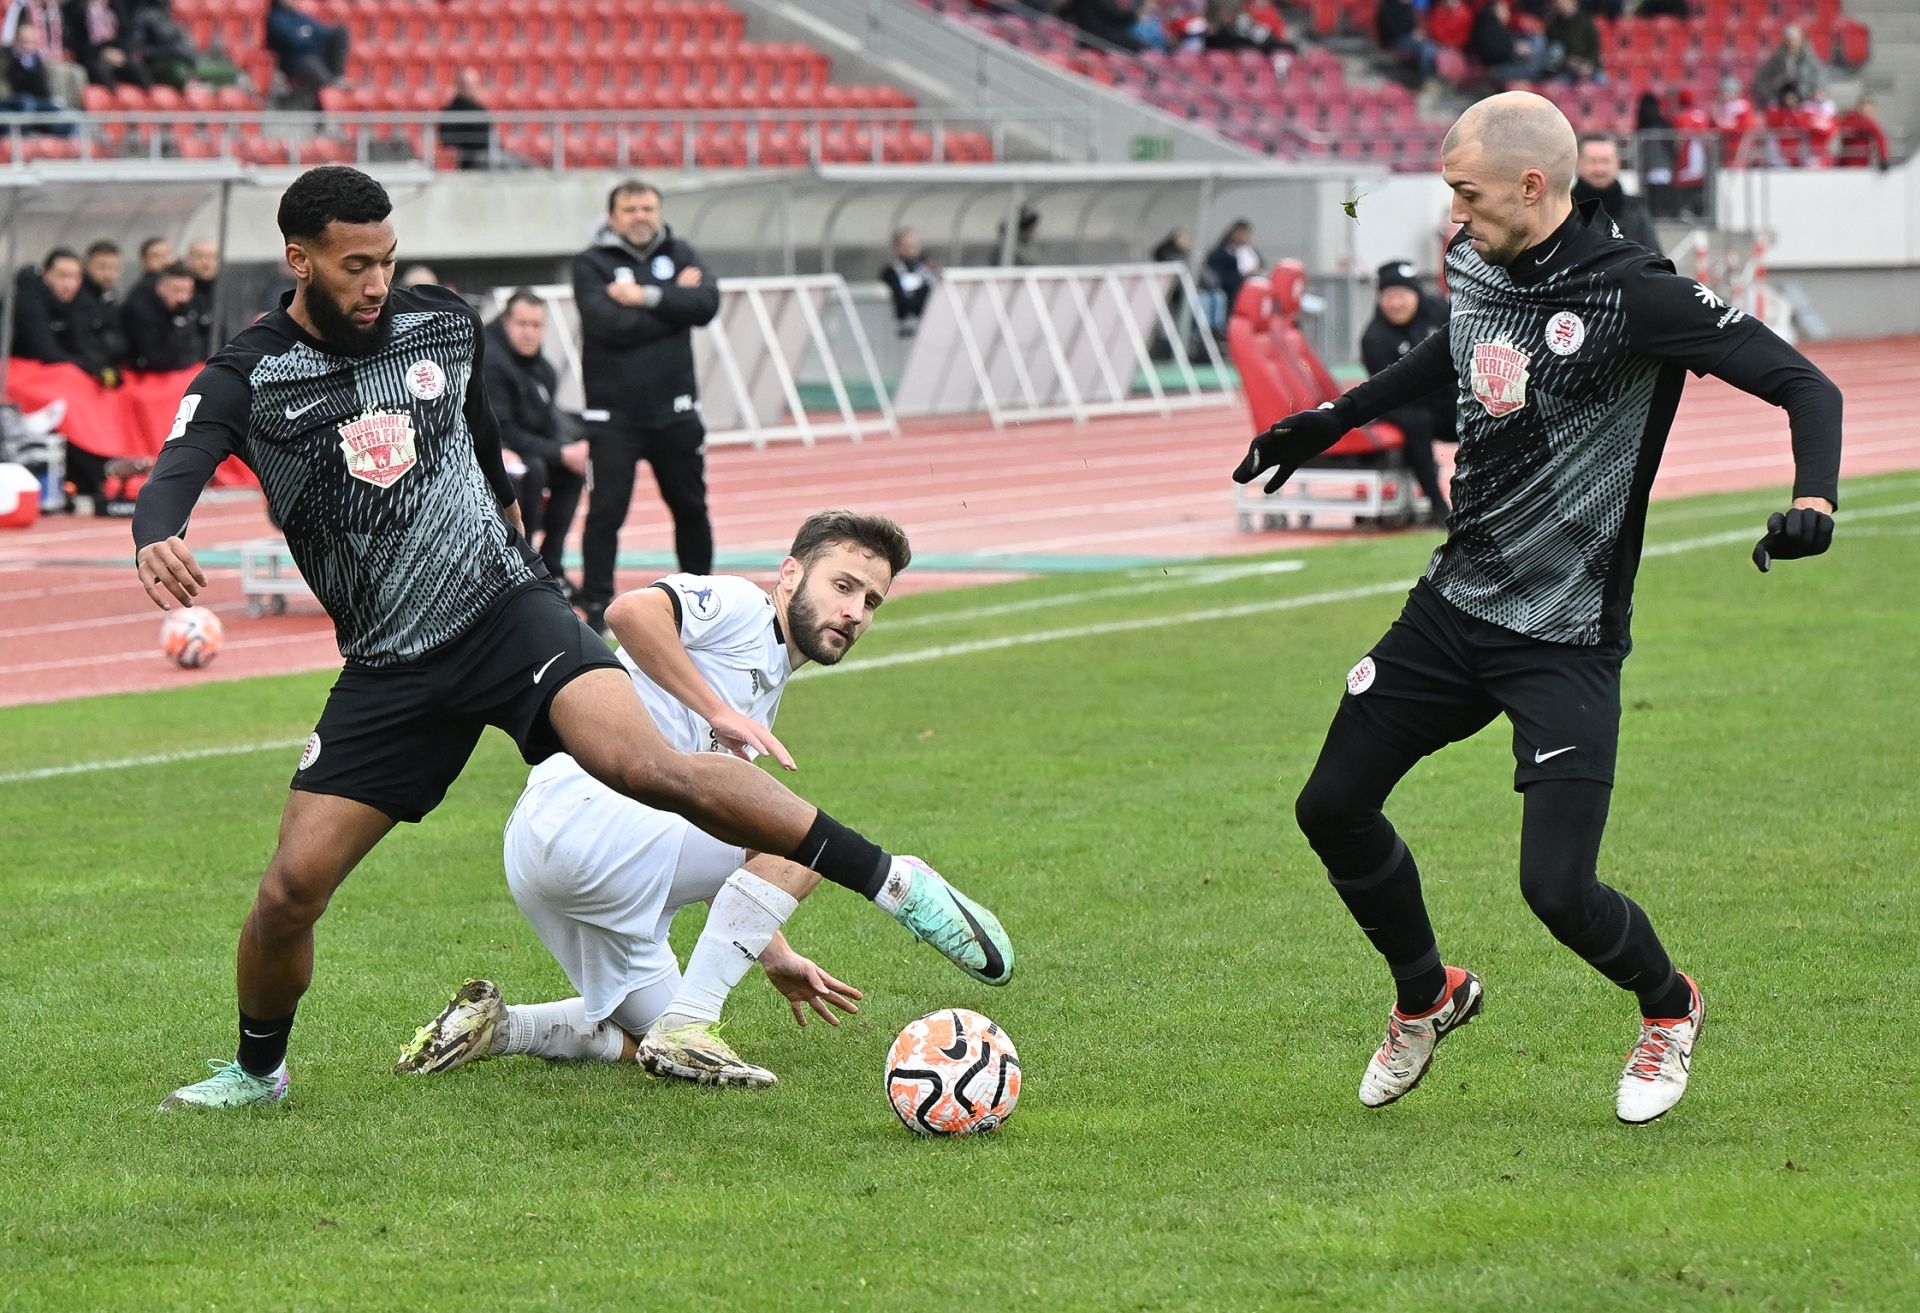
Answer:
[
  {"left": 885, "top": 1009, "right": 1021, "bottom": 1136},
  {"left": 160, "top": 606, "right": 224, "bottom": 669}
]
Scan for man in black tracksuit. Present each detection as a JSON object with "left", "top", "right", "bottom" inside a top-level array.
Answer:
[
  {"left": 572, "top": 180, "right": 720, "bottom": 632},
  {"left": 483, "top": 288, "right": 584, "bottom": 586},
  {"left": 1359, "top": 260, "right": 1454, "bottom": 525}
]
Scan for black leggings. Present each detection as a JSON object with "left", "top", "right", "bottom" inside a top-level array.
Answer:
[{"left": 1295, "top": 708, "right": 1680, "bottom": 1011}]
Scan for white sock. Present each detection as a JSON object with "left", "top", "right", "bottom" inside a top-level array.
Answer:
[
  {"left": 873, "top": 858, "right": 913, "bottom": 915},
  {"left": 490, "top": 998, "right": 626, "bottom": 1063},
  {"left": 660, "top": 870, "right": 798, "bottom": 1026}
]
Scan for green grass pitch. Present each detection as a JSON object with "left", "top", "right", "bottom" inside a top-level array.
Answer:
[{"left": 3, "top": 477, "right": 1917, "bottom": 1310}]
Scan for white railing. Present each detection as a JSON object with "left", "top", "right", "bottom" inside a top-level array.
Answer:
[
  {"left": 893, "top": 262, "right": 1232, "bottom": 427},
  {"left": 0, "top": 107, "right": 1085, "bottom": 170},
  {"left": 483, "top": 275, "right": 897, "bottom": 449}
]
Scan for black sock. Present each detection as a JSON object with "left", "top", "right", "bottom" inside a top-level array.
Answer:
[
  {"left": 236, "top": 1009, "right": 295, "bottom": 1077},
  {"left": 1327, "top": 833, "right": 1447, "bottom": 1015},
  {"left": 788, "top": 810, "right": 889, "bottom": 899}
]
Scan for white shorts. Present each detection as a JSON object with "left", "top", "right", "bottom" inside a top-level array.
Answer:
[{"left": 503, "top": 765, "right": 747, "bottom": 1025}]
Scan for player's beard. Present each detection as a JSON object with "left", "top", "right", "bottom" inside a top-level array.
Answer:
[
  {"left": 306, "top": 285, "right": 395, "bottom": 358},
  {"left": 786, "top": 581, "right": 856, "bottom": 667}
]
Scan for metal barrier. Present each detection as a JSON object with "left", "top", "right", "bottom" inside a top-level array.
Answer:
[
  {"left": 892, "top": 262, "right": 1231, "bottom": 426},
  {"left": 0, "top": 107, "right": 1083, "bottom": 171},
  {"left": 483, "top": 274, "right": 897, "bottom": 449}
]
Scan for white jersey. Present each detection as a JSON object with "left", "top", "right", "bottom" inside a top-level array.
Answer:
[
  {"left": 528, "top": 573, "right": 793, "bottom": 789},
  {"left": 508, "top": 573, "right": 795, "bottom": 1024}
]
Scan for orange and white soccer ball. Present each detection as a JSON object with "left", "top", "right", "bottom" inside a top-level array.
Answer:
[
  {"left": 885, "top": 1008, "right": 1020, "bottom": 1136},
  {"left": 160, "top": 606, "right": 223, "bottom": 669}
]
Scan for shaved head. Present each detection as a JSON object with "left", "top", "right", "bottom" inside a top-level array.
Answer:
[
  {"left": 1443, "top": 91, "right": 1579, "bottom": 197},
  {"left": 1441, "top": 92, "right": 1580, "bottom": 268}
]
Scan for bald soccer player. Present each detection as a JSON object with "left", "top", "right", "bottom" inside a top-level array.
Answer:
[{"left": 1233, "top": 92, "right": 1840, "bottom": 1124}]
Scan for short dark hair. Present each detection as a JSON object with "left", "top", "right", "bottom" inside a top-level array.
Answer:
[
  {"left": 85, "top": 240, "right": 120, "bottom": 259},
  {"left": 158, "top": 262, "right": 194, "bottom": 282},
  {"left": 1578, "top": 131, "right": 1618, "bottom": 150},
  {"left": 504, "top": 287, "right": 545, "bottom": 314},
  {"left": 42, "top": 246, "right": 80, "bottom": 271},
  {"left": 789, "top": 511, "right": 911, "bottom": 577},
  {"left": 137, "top": 236, "right": 167, "bottom": 259},
  {"left": 607, "top": 179, "right": 661, "bottom": 212},
  {"left": 277, "top": 166, "right": 393, "bottom": 243}
]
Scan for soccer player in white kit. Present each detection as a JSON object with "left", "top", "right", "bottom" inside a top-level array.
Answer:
[{"left": 397, "top": 512, "right": 1007, "bottom": 1087}]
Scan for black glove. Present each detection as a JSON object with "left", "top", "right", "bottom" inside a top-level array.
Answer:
[
  {"left": 1752, "top": 507, "right": 1834, "bottom": 572},
  {"left": 1231, "top": 402, "right": 1351, "bottom": 494}
]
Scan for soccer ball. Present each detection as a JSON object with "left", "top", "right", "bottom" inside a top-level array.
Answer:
[
  {"left": 160, "top": 606, "right": 224, "bottom": 669},
  {"left": 885, "top": 1008, "right": 1020, "bottom": 1136}
]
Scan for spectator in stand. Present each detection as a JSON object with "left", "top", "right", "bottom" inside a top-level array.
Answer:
[
  {"left": 441, "top": 65, "right": 492, "bottom": 170},
  {"left": 1635, "top": 0, "right": 1690, "bottom": 17},
  {"left": 4, "top": 0, "right": 82, "bottom": 103},
  {"left": 1066, "top": 0, "right": 1142, "bottom": 51},
  {"left": 1203, "top": 0, "right": 1294, "bottom": 73},
  {"left": 184, "top": 237, "right": 219, "bottom": 354},
  {"left": 1426, "top": 0, "right": 1474, "bottom": 54},
  {"left": 62, "top": 0, "right": 152, "bottom": 89},
  {"left": 1753, "top": 24, "right": 1824, "bottom": 107},
  {"left": 1571, "top": 132, "right": 1659, "bottom": 252},
  {"left": 1544, "top": 0, "right": 1603, "bottom": 84},
  {"left": 1830, "top": 96, "right": 1889, "bottom": 170},
  {"left": 124, "top": 0, "right": 200, "bottom": 89},
  {"left": 879, "top": 226, "right": 937, "bottom": 338},
  {"left": 136, "top": 235, "right": 172, "bottom": 279},
  {"left": 1583, "top": 0, "right": 1626, "bottom": 17},
  {"left": 1666, "top": 87, "right": 1712, "bottom": 217},
  {"left": 1376, "top": 0, "right": 1437, "bottom": 89},
  {"left": 1151, "top": 226, "right": 1190, "bottom": 265},
  {"left": 1468, "top": 0, "right": 1546, "bottom": 84},
  {"left": 1760, "top": 85, "right": 1832, "bottom": 168},
  {"left": 1202, "top": 218, "right": 1260, "bottom": 334},
  {"left": 1130, "top": 0, "right": 1170, "bottom": 53},
  {"left": 76, "top": 238, "right": 126, "bottom": 366},
  {"left": 1360, "top": 261, "right": 1453, "bottom": 526},
  {"left": 1633, "top": 92, "right": 1678, "bottom": 215},
  {"left": 120, "top": 261, "right": 204, "bottom": 373},
  {"left": 3, "top": 21, "right": 75, "bottom": 133},
  {"left": 1712, "top": 73, "right": 1756, "bottom": 165},
  {"left": 264, "top": 0, "right": 348, "bottom": 102},
  {"left": 13, "top": 247, "right": 111, "bottom": 377},
  {"left": 485, "top": 288, "right": 586, "bottom": 590}
]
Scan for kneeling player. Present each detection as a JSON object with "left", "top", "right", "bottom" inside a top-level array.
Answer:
[{"left": 396, "top": 512, "right": 1010, "bottom": 1087}]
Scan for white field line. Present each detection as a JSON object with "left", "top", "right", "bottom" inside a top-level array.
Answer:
[
  {"left": 0, "top": 737, "right": 307, "bottom": 784},
  {"left": 7, "top": 499, "right": 1916, "bottom": 786}
]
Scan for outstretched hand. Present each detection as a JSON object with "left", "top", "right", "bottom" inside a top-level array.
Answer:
[
  {"left": 761, "top": 941, "right": 863, "bottom": 1028},
  {"left": 1752, "top": 505, "right": 1834, "bottom": 572},
  {"left": 136, "top": 536, "right": 207, "bottom": 610},
  {"left": 1231, "top": 403, "right": 1349, "bottom": 494},
  {"left": 708, "top": 707, "right": 797, "bottom": 770}
]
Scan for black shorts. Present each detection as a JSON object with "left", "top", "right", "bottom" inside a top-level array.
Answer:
[
  {"left": 290, "top": 580, "right": 624, "bottom": 823},
  {"left": 1333, "top": 578, "right": 1625, "bottom": 790}
]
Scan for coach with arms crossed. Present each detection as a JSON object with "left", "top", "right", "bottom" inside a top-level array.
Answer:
[{"left": 572, "top": 180, "right": 719, "bottom": 635}]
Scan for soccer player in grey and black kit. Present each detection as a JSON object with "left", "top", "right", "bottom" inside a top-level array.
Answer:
[
  {"left": 1234, "top": 93, "right": 1840, "bottom": 1124},
  {"left": 132, "top": 168, "right": 1013, "bottom": 1112}
]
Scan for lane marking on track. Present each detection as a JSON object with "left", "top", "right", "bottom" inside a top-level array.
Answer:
[{"left": 7, "top": 497, "right": 1918, "bottom": 785}]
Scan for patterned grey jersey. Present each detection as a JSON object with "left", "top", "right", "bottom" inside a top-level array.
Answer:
[
  {"left": 1426, "top": 202, "right": 1760, "bottom": 646},
  {"left": 170, "top": 284, "right": 535, "bottom": 665}
]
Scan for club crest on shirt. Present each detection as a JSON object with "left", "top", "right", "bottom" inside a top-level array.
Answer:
[
  {"left": 338, "top": 410, "right": 419, "bottom": 488},
  {"left": 1471, "top": 339, "right": 1531, "bottom": 417},
  {"left": 1544, "top": 311, "right": 1585, "bottom": 356},
  {"left": 406, "top": 358, "right": 447, "bottom": 400}
]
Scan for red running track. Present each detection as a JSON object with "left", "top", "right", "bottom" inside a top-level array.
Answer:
[{"left": 3, "top": 335, "right": 1916, "bottom": 709}]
